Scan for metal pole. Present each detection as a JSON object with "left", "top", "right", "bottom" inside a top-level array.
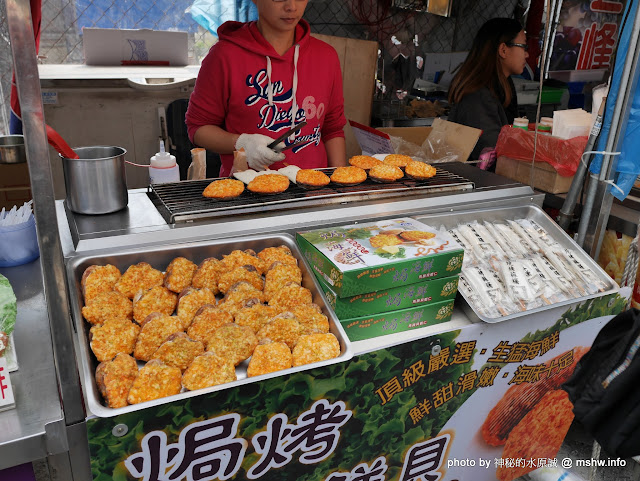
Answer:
[
  {"left": 6, "top": 0, "right": 85, "bottom": 424},
  {"left": 577, "top": 2, "right": 640, "bottom": 259}
]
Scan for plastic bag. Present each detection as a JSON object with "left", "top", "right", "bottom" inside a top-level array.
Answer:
[
  {"left": 495, "top": 125, "right": 588, "bottom": 176},
  {"left": 421, "top": 123, "right": 462, "bottom": 163}
]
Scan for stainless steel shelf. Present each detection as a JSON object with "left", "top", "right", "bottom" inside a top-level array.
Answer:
[{"left": 0, "top": 259, "right": 64, "bottom": 469}]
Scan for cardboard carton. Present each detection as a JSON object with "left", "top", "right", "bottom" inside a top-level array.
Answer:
[
  {"left": 0, "top": 163, "right": 31, "bottom": 210},
  {"left": 349, "top": 118, "right": 481, "bottom": 162},
  {"left": 340, "top": 299, "right": 455, "bottom": 341},
  {"left": 317, "top": 272, "right": 459, "bottom": 319},
  {"left": 495, "top": 155, "right": 575, "bottom": 194},
  {"left": 83, "top": 28, "right": 188, "bottom": 66},
  {"left": 296, "top": 217, "right": 464, "bottom": 298}
]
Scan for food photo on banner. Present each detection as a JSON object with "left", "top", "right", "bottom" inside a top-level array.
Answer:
[{"left": 86, "top": 292, "right": 627, "bottom": 481}]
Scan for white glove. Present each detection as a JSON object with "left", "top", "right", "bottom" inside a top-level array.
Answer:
[{"left": 235, "top": 133, "right": 285, "bottom": 171}]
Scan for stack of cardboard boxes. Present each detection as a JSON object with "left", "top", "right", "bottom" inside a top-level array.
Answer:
[{"left": 296, "top": 217, "right": 464, "bottom": 341}]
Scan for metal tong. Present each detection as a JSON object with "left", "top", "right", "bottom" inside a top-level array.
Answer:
[{"left": 267, "top": 121, "right": 307, "bottom": 152}]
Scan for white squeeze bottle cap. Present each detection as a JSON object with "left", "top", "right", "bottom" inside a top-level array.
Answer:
[{"left": 151, "top": 139, "right": 176, "bottom": 168}]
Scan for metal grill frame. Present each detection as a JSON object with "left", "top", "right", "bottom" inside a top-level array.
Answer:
[{"left": 148, "top": 167, "right": 474, "bottom": 224}]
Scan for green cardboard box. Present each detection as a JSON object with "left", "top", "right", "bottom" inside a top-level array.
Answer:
[
  {"left": 297, "top": 217, "right": 464, "bottom": 298},
  {"left": 340, "top": 299, "right": 455, "bottom": 341},
  {"left": 317, "top": 272, "right": 459, "bottom": 319}
]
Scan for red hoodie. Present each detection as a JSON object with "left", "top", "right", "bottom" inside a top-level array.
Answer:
[{"left": 186, "top": 20, "right": 346, "bottom": 177}]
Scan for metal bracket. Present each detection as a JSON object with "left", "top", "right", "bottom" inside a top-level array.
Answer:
[{"left": 45, "top": 419, "right": 69, "bottom": 455}]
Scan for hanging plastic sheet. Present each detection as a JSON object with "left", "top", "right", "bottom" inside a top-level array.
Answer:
[
  {"left": 189, "top": 0, "right": 258, "bottom": 36},
  {"left": 589, "top": 0, "right": 640, "bottom": 200}
]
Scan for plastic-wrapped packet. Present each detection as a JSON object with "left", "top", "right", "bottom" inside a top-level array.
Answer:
[
  {"left": 499, "top": 259, "right": 545, "bottom": 310},
  {"left": 463, "top": 265, "right": 519, "bottom": 317},
  {"left": 457, "top": 223, "right": 504, "bottom": 263},
  {"left": 556, "top": 248, "right": 609, "bottom": 294},
  {"left": 541, "top": 251, "right": 589, "bottom": 297},
  {"left": 506, "top": 220, "right": 541, "bottom": 254},
  {"left": 457, "top": 275, "right": 502, "bottom": 318},
  {"left": 447, "top": 227, "right": 477, "bottom": 267},
  {"left": 534, "top": 255, "right": 580, "bottom": 297},
  {"left": 470, "top": 222, "right": 508, "bottom": 259},
  {"left": 514, "top": 218, "right": 562, "bottom": 253},
  {"left": 483, "top": 221, "right": 523, "bottom": 259},
  {"left": 521, "top": 258, "right": 570, "bottom": 304},
  {"left": 492, "top": 222, "right": 531, "bottom": 258}
]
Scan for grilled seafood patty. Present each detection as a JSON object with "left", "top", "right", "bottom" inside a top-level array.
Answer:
[
  {"left": 292, "top": 333, "right": 340, "bottom": 366},
  {"left": 348, "top": 155, "right": 382, "bottom": 170},
  {"left": 268, "top": 283, "right": 313, "bottom": 310},
  {"left": 182, "top": 351, "right": 237, "bottom": 391},
  {"left": 115, "top": 262, "right": 164, "bottom": 299},
  {"left": 127, "top": 360, "right": 182, "bottom": 404},
  {"left": 152, "top": 332, "right": 204, "bottom": 371},
  {"left": 132, "top": 286, "right": 177, "bottom": 323},
  {"left": 405, "top": 160, "right": 436, "bottom": 179},
  {"left": 258, "top": 246, "right": 298, "bottom": 270},
  {"left": 187, "top": 305, "right": 233, "bottom": 343},
  {"left": 234, "top": 304, "right": 279, "bottom": 333},
  {"left": 82, "top": 264, "right": 121, "bottom": 304},
  {"left": 90, "top": 317, "right": 141, "bottom": 362},
  {"left": 330, "top": 166, "right": 367, "bottom": 185},
  {"left": 256, "top": 314, "right": 305, "bottom": 349},
  {"left": 217, "top": 265, "right": 264, "bottom": 294},
  {"left": 247, "top": 174, "right": 290, "bottom": 194},
  {"left": 191, "top": 257, "right": 225, "bottom": 293},
  {"left": 290, "top": 304, "right": 330, "bottom": 333},
  {"left": 164, "top": 257, "right": 197, "bottom": 293},
  {"left": 176, "top": 288, "right": 217, "bottom": 329},
  {"left": 222, "top": 249, "right": 265, "bottom": 275},
  {"left": 203, "top": 178, "right": 245, "bottom": 199},
  {"left": 206, "top": 323, "right": 258, "bottom": 365},
  {"left": 296, "top": 169, "right": 331, "bottom": 187},
  {"left": 383, "top": 154, "right": 412, "bottom": 168},
  {"left": 369, "top": 163, "right": 404, "bottom": 181},
  {"left": 246, "top": 342, "right": 293, "bottom": 377},
  {"left": 95, "top": 353, "right": 138, "bottom": 409},
  {"left": 134, "top": 314, "right": 183, "bottom": 361},
  {"left": 82, "top": 290, "right": 133, "bottom": 325}
]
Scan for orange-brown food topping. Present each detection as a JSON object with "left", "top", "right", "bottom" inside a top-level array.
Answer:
[{"left": 203, "top": 178, "right": 245, "bottom": 199}]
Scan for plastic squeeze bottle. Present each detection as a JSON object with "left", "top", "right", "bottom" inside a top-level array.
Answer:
[{"left": 149, "top": 139, "right": 180, "bottom": 184}]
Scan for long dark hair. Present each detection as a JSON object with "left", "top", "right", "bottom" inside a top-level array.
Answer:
[{"left": 448, "top": 18, "right": 523, "bottom": 107}]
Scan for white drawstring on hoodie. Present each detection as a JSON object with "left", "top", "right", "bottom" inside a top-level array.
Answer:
[{"left": 265, "top": 44, "right": 301, "bottom": 142}]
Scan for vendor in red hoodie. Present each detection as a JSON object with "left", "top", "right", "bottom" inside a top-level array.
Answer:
[{"left": 186, "top": 0, "right": 347, "bottom": 177}]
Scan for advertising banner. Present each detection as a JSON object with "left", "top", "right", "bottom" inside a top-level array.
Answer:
[
  {"left": 550, "top": 0, "right": 626, "bottom": 71},
  {"left": 88, "top": 293, "right": 626, "bottom": 481}
]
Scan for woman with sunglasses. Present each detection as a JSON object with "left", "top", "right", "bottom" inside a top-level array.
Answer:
[
  {"left": 186, "top": 0, "right": 347, "bottom": 176},
  {"left": 448, "top": 18, "right": 529, "bottom": 163}
]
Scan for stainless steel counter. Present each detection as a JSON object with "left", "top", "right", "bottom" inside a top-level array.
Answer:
[{"left": 0, "top": 259, "right": 65, "bottom": 469}]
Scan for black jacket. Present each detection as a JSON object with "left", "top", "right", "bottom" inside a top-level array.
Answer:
[
  {"left": 448, "top": 77, "right": 518, "bottom": 160},
  {"left": 562, "top": 308, "right": 640, "bottom": 458}
]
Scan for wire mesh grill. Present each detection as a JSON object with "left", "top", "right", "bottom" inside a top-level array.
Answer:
[
  {"left": 0, "top": 0, "right": 522, "bottom": 134},
  {"left": 148, "top": 167, "right": 474, "bottom": 224}
]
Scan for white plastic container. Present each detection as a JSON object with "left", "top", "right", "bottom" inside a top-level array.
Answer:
[
  {"left": 149, "top": 139, "right": 180, "bottom": 184},
  {"left": 513, "top": 117, "right": 529, "bottom": 130}
]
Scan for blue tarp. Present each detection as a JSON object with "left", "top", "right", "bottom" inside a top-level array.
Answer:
[
  {"left": 75, "top": 0, "right": 200, "bottom": 33},
  {"left": 189, "top": 0, "right": 258, "bottom": 36},
  {"left": 590, "top": 0, "right": 640, "bottom": 200}
]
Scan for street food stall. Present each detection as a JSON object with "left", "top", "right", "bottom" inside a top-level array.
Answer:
[{"left": 2, "top": 1, "right": 640, "bottom": 481}]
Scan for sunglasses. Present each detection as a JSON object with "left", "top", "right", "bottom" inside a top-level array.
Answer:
[{"left": 507, "top": 42, "right": 529, "bottom": 51}]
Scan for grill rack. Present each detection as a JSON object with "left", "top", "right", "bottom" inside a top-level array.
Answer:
[{"left": 148, "top": 167, "right": 474, "bottom": 224}]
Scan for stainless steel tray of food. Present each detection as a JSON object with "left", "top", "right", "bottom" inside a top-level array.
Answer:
[
  {"left": 66, "top": 233, "right": 353, "bottom": 418},
  {"left": 414, "top": 204, "right": 619, "bottom": 323}
]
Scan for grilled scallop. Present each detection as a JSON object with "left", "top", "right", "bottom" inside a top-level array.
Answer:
[
  {"left": 127, "top": 360, "right": 182, "bottom": 404},
  {"left": 164, "top": 257, "right": 197, "bottom": 293},
  {"left": 368, "top": 163, "right": 404, "bottom": 183},
  {"left": 182, "top": 352, "right": 237, "bottom": 391},
  {"left": 81, "top": 264, "right": 121, "bottom": 304},
  {"left": 176, "top": 287, "right": 218, "bottom": 329},
  {"left": 296, "top": 169, "right": 330, "bottom": 189},
  {"left": 115, "top": 262, "right": 164, "bottom": 300},
  {"left": 217, "top": 265, "right": 264, "bottom": 294},
  {"left": 257, "top": 246, "right": 298, "bottom": 271},
  {"left": 348, "top": 155, "right": 382, "bottom": 170},
  {"left": 206, "top": 323, "right": 258, "bottom": 366},
  {"left": 290, "top": 304, "right": 330, "bottom": 333},
  {"left": 82, "top": 290, "right": 133, "bottom": 325},
  {"left": 256, "top": 313, "right": 305, "bottom": 350},
  {"left": 95, "top": 353, "right": 138, "bottom": 408},
  {"left": 90, "top": 317, "right": 141, "bottom": 362},
  {"left": 247, "top": 174, "right": 290, "bottom": 194},
  {"left": 192, "top": 257, "right": 225, "bottom": 294},
  {"left": 132, "top": 286, "right": 178, "bottom": 323},
  {"left": 246, "top": 341, "right": 293, "bottom": 377},
  {"left": 268, "top": 282, "right": 313, "bottom": 311},
  {"left": 292, "top": 333, "right": 341, "bottom": 367},
  {"left": 134, "top": 313, "right": 183, "bottom": 362},
  {"left": 152, "top": 332, "right": 204, "bottom": 372},
  {"left": 203, "top": 178, "right": 245, "bottom": 199},
  {"left": 264, "top": 263, "right": 303, "bottom": 301},
  {"left": 383, "top": 154, "right": 412, "bottom": 168},
  {"left": 187, "top": 305, "right": 234, "bottom": 343},
  {"left": 405, "top": 160, "right": 437, "bottom": 180},
  {"left": 330, "top": 166, "right": 367, "bottom": 186},
  {"left": 222, "top": 249, "right": 266, "bottom": 275}
]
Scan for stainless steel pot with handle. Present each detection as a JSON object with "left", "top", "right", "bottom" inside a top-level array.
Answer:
[{"left": 61, "top": 146, "right": 128, "bottom": 215}]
